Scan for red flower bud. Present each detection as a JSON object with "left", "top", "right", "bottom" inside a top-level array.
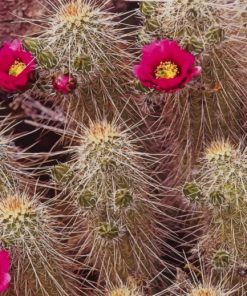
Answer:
[{"left": 52, "top": 73, "right": 77, "bottom": 94}]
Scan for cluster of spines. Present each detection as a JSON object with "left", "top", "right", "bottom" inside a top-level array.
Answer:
[
  {"left": 7, "top": 0, "right": 247, "bottom": 295},
  {"left": 182, "top": 139, "right": 247, "bottom": 290},
  {"left": 135, "top": 0, "right": 247, "bottom": 177},
  {"left": 51, "top": 118, "right": 168, "bottom": 287},
  {"left": 21, "top": 0, "right": 137, "bottom": 120},
  {"left": 0, "top": 189, "right": 81, "bottom": 296}
]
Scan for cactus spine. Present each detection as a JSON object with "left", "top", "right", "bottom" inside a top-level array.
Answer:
[
  {"left": 183, "top": 140, "right": 247, "bottom": 292},
  {"left": 51, "top": 118, "right": 170, "bottom": 287},
  {"left": 136, "top": 0, "right": 247, "bottom": 176},
  {"left": 0, "top": 191, "right": 80, "bottom": 296}
]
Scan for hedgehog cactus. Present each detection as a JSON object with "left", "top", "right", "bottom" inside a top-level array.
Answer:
[
  {"left": 1, "top": 0, "right": 247, "bottom": 295},
  {"left": 163, "top": 258, "right": 244, "bottom": 296},
  {"left": 135, "top": 0, "right": 247, "bottom": 175},
  {"left": 51, "top": 119, "right": 169, "bottom": 287},
  {"left": 22, "top": 0, "right": 136, "bottom": 119},
  {"left": 104, "top": 277, "right": 143, "bottom": 296},
  {"left": 0, "top": 191, "right": 80, "bottom": 296},
  {"left": 189, "top": 287, "right": 222, "bottom": 296},
  {"left": 193, "top": 140, "right": 247, "bottom": 205},
  {"left": 107, "top": 287, "right": 139, "bottom": 296},
  {"left": 182, "top": 140, "right": 247, "bottom": 290}
]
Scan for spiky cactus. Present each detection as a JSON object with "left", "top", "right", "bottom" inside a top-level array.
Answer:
[
  {"left": 105, "top": 278, "right": 144, "bottom": 296},
  {"left": 0, "top": 190, "right": 81, "bottom": 296},
  {"left": 162, "top": 257, "right": 244, "bottom": 296},
  {"left": 182, "top": 139, "right": 247, "bottom": 291},
  {"left": 135, "top": 0, "right": 247, "bottom": 176},
  {"left": 51, "top": 118, "right": 170, "bottom": 288},
  {"left": 21, "top": 0, "right": 137, "bottom": 120},
  {"left": 107, "top": 287, "right": 140, "bottom": 296}
]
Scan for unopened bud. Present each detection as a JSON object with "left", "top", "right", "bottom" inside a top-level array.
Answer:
[
  {"left": 52, "top": 73, "right": 77, "bottom": 94},
  {"left": 52, "top": 163, "right": 73, "bottom": 184},
  {"left": 78, "top": 190, "right": 97, "bottom": 208},
  {"left": 74, "top": 55, "right": 92, "bottom": 72},
  {"left": 212, "top": 249, "right": 230, "bottom": 269},
  {"left": 145, "top": 18, "right": 160, "bottom": 32},
  {"left": 139, "top": 2, "right": 156, "bottom": 17},
  {"left": 115, "top": 188, "right": 133, "bottom": 208},
  {"left": 98, "top": 223, "right": 119, "bottom": 239},
  {"left": 23, "top": 38, "right": 43, "bottom": 54},
  {"left": 206, "top": 26, "right": 225, "bottom": 44},
  {"left": 183, "top": 182, "right": 203, "bottom": 202},
  {"left": 184, "top": 35, "right": 204, "bottom": 54},
  {"left": 209, "top": 191, "right": 225, "bottom": 206},
  {"left": 37, "top": 50, "right": 57, "bottom": 69}
]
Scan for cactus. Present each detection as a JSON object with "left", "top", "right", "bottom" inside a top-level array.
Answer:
[
  {"left": 163, "top": 258, "right": 244, "bottom": 296},
  {"left": 107, "top": 288, "right": 139, "bottom": 296},
  {"left": 135, "top": 0, "right": 247, "bottom": 176},
  {"left": 198, "top": 140, "right": 247, "bottom": 205},
  {"left": 104, "top": 276, "right": 144, "bottom": 296},
  {"left": 2, "top": 0, "right": 247, "bottom": 295},
  {"left": 182, "top": 139, "right": 247, "bottom": 291},
  {"left": 51, "top": 118, "right": 170, "bottom": 287},
  {"left": 0, "top": 190, "right": 80, "bottom": 296},
  {"left": 21, "top": 0, "right": 137, "bottom": 120}
]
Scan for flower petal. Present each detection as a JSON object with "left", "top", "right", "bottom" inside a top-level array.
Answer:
[
  {"left": 8, "top": 39, "right": 23, "bottom": 52},
  {"left": 15, "top": 51, "right": 36, "bottom": 69},
  {"left": 133, "top": 38, "right": 201, "bottom": 93},
  {"left": 155, "top": 76, "right": 185, "bottom": 92},
  {"left": 0, "top": 39, "right": 36, "bottom": 92},
  {"left": 0, "top": 250, "right": 10, "bottom": 273},
  {"left": 0, "top": 47, "right": 15, "bottom": 72},
  {"left": 0, "top": 272, "right": 11, "bottom": 292},
  {"left": 0, "top": 72, "right": 19, "bottom": 92}
]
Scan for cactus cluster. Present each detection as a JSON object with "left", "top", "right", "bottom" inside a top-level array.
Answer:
[
  {"left": 0, "top": 189, "right": 80, "bottom": 296},
  {"left": 183, "top": 140, "right": 247, "bottom": 291},
  {"left": 51, "top": 118, "right": 169, "bottom": 287},
  {"left": 0, "top": 0, "right": 247, "bottom": 295},
  {"left": 21, "top": 0, "right": 136, "bottom": 120},
  {"left": 135, "top": 0, "right": 247, "bottom": 175}
]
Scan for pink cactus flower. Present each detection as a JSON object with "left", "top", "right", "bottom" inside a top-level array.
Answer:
[
  {"left": 134, "top": 39, "right": 201, "bottom": 93},
  {"left": 0, "top": 40, "right": 36, "bottom": 93},
  {"left": 0, "top": 250, "right": 11, "bottom": 293},
  {"left": 52, "top": 73, "right": 77, "bottom": 94}
]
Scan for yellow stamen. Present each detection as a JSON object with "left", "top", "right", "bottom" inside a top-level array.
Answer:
[
  {"left": 8, "top": 60, "right": 26, "bottom": 77},
  {"left": 155, "top": 61, "right": 179, "bottom": 79}
]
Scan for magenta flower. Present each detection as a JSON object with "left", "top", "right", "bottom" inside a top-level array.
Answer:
[
  {"left": 52, "top": 73, "right": 77, "bottom": 94},
  {"left": 0, "top": 250, "right": 11, "bottom": 293},
  {"left": 0, "top": 40, "right": 36, "bottom": 93},
  {"left": 134, "top": 39, "right": 201, "bottom": 93}
]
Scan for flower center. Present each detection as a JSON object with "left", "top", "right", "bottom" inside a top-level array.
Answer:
[
  {"left": 8, "top": 60, "right": 26, "bottom": 77},
  {"left": 155, "top": 61, "right": 179, "bottom": 79}
]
